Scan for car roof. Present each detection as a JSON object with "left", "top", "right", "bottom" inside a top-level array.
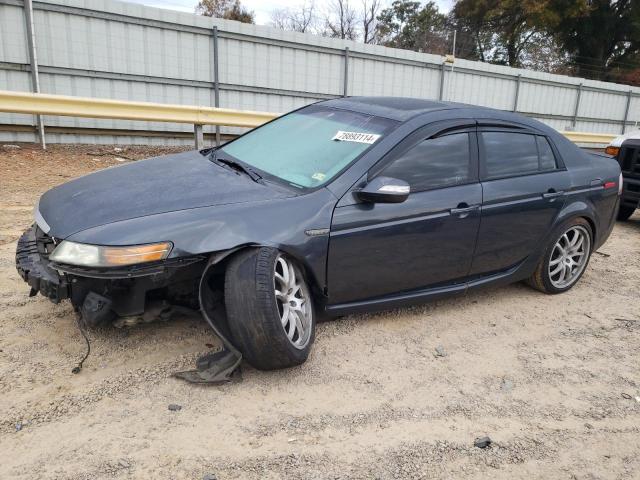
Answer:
[
  {"left": 320, "top": 96, "right": 558, "bottom": 135},
  {"left": 321, "top": 96, "right": 455, "bottom": 121}
]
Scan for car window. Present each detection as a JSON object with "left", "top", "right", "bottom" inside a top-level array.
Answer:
[
  {"left": 482, "top": 132, "right": 540, "bottom": 179},
  {"left": 379, "top": 133, "right": 472, "bottom": 191},
  {"left": 220, "top": 105, "right": 397, "bottom": 189},
  {"left": 537, "top": 136, "right": 557, "bottom": 171},
  {"left": 481, "top": 132, "right": 560, "bottom": 179}
]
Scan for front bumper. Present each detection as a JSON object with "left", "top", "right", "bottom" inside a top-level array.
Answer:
[
  {"left": 621, "top": 176, "right": 640, "bottom": 208},
  {"left": 16, "top": 224, "right": 207, "bottom": 325},
  {"left": 15, "top": 226, "right": 69, "bottom": 303}
]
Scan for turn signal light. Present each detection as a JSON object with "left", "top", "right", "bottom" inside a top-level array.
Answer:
[
  {"left": 103, "top": 243, "right": 173, "bottom": 266},
  {"left": 605, "top": 146, "right": 619, "bottom": 156},
  {"left": 50, "top": 240, "right": 173, "bottom": 267}
]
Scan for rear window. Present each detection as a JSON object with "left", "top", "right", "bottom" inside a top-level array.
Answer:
[{"left": 481, "top": 132, "right": 557, "bottom": 179}]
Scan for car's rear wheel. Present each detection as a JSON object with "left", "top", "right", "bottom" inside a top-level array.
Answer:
[
  {"left": 224, "top": 247, "right": 315, "bottom": 370},
  {"left": 527, "top": 218, "right": 592, "bottom": 294},
  {"left": 617, "top": 205, "right": 636, "bottom": 221}
]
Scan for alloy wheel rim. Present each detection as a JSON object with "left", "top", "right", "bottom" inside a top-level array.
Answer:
[
  {"left": 548, "top": 225, "right": 590, "bottom": 289},
  {"left": 274, "top": 254, "right": 312, "bottom": 349}
]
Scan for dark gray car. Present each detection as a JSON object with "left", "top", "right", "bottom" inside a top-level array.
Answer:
[{"left": 16, "top": 97, "right": 621, "bottom": 371}]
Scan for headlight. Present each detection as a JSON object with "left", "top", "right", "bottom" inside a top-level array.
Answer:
[{"left": 49, "top": 241, "right": 172, "bottom": 267}]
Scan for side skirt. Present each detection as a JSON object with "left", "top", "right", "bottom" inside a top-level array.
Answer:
[{"left": 324, "top": 260, "right": 530, "bottom": 317}]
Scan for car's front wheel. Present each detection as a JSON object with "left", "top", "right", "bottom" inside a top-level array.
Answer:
[
  {"left": 224, "top": 247, "right": 315, "bottom": 370},
  {"left": 527, "top": 218, "right": 593, "bottom": 294}
]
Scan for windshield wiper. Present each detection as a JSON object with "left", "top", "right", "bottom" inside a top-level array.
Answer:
[{"left": 210, "top": 151, "right": 264, "bottom": 184}]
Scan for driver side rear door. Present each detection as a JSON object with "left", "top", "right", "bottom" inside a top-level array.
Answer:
[{"left": 326, "top": 121, "right": 481, "bottom": 305}]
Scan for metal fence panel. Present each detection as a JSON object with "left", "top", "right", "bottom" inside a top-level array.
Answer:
[
  {"left": 1, "top": 0, "right": 639, "bottom": 145},
  {"left": 0, "top": 4, "right": 29, "bottom": 63}
]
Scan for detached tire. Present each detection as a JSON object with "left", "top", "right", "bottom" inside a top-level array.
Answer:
[
  {"left": 224, "top": 247, "right": 315, "bottom": 370},
  {"left": 527, "top": 217, "right": 593, "bottom": 294},
  {"left": 617, "top": 205, "right": 636, "bottom": 221}
]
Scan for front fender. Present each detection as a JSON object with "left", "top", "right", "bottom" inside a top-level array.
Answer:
[{"left": 67, "top": 188, "right": 338, "bottom": 291}]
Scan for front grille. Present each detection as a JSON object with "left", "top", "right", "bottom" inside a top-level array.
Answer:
[
  {"left": 627, "top": 182, "right": 640, "bottom": 193},
  {"left": 619, "top": 144, "right": 640, "bottom": 176}
]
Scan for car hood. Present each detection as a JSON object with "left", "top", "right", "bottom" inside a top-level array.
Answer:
[{"left": 38, "top": 150, "right": 291, "bottom": 239}]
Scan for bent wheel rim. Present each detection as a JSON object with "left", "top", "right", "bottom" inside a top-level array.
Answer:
[
  {"left": 274, "top": 254, "right": 312, "bottom": 350},
  {"left": 548, "top": 225, "right": 590, "bottom": 289}
]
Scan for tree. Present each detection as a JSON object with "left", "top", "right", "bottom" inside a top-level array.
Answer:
[
  {"left": 376, "top": 1, "right": 449, "bottom": 55},
  {"left": 452, "top": 0, "right": 555, "bottom": 68},
  {"left": 270, "top": 1, "right": 317, "bottom": 33},
  {"left": 362, "top": 0, "right": 383, "bottom": 44},
  {"left": 195, "top": 0, "right": 255, "bottom": 24},
  {"left": 546, "top": 0, "right": 640, "bottom": 82},
  {"left": 324, "top": 0, "right": 358, "bottom": 40}
]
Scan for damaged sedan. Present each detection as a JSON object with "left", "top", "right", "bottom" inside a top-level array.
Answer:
[{"left": 17, "top": 97, "right": 621, "bottom": 373}]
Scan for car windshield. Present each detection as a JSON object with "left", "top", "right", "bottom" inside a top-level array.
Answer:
[{"left": 219, "top": 105, "right": 397, "bottom": 189}]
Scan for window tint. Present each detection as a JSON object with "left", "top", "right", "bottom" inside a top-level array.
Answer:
[
  {"left": 537, "top": 136, "right": 557, "bottom": 171},
  {"left": 482, "top": 132, "right": 539, "bottom": 179},
  {"left": 380, "top": 133, "right": 471, "bottom": 191}
]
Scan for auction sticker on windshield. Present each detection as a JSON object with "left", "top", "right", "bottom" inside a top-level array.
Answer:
[{"left": 332, "top": 131, "right": 381, "bottom": 144}]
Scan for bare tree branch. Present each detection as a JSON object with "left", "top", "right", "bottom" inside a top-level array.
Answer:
[
  {"left": 324, "top": 0, "right": 358, "bottom": 40},
  {"left": 362, "top": 0, "right": 382, "bottom": 44},
  {"left": 270, "top": 1, "right": 317, "bottom": 33}
]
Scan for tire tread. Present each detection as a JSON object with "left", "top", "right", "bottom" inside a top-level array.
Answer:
[{"left": 224, "top": 247, "right": 314, "bottom": 370}]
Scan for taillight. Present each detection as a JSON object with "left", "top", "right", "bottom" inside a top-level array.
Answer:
[{"left": 605, "top": 146, "right": 620, "bottom": 156}]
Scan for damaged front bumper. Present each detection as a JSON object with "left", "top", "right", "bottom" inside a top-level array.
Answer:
[
  {"left": 16, "top": 226, "right": 69, "bottom": 302},
  {"left": 16, "top": 225, "right": 206, "bottom": 327}
]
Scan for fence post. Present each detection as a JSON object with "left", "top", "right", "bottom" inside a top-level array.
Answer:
[
  {"left": 194, "top": 124, "right": 204, "bottom": 149},
  {"left": 342, "top": 47, "right": 349, "bottom": 97},
  {"left": 24, "top": 0, "right": 46, "bottom": 149},
  {"left": 572, "top": 83, "right": 583, "bottom": 129},
  {"left": 439, "top": 62, "right": 446, "bottom": 101},
  {"left": 622, "top": 90, "right": 632, "bottom": 134},
  {"left": 212, "top": 26, "right": 221, "bottom": 146},
  {"left": 512, "top": 74, "right": 521, "bottom": 112}
]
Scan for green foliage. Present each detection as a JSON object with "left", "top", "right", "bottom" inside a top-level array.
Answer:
[
  {"left": 451, "top": 0, "right": 555, "bottom": 67},
  {"left": 375, "top": 0, "right": 640, "bottom": 84},
  {"left": 376, "top": 1, "right": 450, "bottom": 54},
  {"left": 546, "top": 0, "right": 640, "bottom": 82},
  {"left": 195, "top": 0, "right": 255, "bottom": 24}
]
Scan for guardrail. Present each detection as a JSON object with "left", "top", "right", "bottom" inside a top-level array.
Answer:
[
  {"left": 0, "top": 89, "right": 619, "bottom": 149},
  {"left": 0, "top": 90, "right": 278, "bottom": 149},
  {"left": 560, "top": 131, "right": 617, "bottom": 145}
]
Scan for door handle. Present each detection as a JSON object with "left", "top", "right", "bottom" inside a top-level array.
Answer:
[
  {"left": 450, "top": 204, "right": 479, "bottom": 216},
  {"left": 542, "top": 189, "right": 565, "bottom": 199}
]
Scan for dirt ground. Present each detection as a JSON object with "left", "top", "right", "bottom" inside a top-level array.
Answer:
[{"left": 1, "top": 143, "right": 639, "bottom": 480}]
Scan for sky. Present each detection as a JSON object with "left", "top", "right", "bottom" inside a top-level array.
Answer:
[{"left": 121, "top": 0, "right": 455, "bottom": 25}]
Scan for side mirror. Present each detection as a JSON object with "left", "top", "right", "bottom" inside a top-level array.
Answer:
[{"left": 356, "top": 176, "right": 410, "bottom": 204}]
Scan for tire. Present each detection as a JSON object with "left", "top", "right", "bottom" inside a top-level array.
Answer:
[
  {"left": 527, "top": 217, "right": 593, "bottom": 294},
  {"left": 617, "top": 205, "right": 636, "bottom": 221},
  {"left": 224, "top": 247, "right": 315, "bottom": 370}
]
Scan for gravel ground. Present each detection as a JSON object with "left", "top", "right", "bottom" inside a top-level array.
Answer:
[{"left": 1, "top": 143, "right": 639, "bottom": 480}]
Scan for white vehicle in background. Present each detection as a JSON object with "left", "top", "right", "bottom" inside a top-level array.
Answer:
[{"left": 605, "top": 129, "right": 640, "bottom": 220}]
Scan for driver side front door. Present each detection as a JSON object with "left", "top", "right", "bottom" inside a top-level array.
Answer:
[{"left": 326, "top": 124, "right": 481, "bottom": 306}]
